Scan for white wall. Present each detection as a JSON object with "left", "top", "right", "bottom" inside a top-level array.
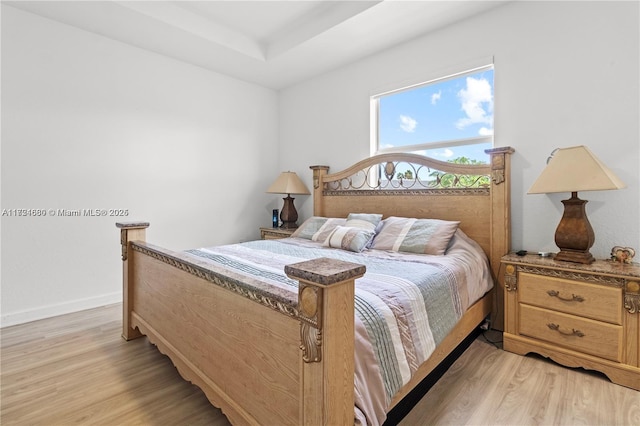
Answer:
[
  {"left": 280, "top": 1, "right": 639, "bottom": 260},
  {"left": 1, "top": 6, "right": 279, "bottom": 326},
  {"left": 3, "top": 1, "right": 639, "bottom": 327}
]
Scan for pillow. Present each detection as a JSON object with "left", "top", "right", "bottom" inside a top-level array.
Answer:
[
  {"left": 370, "top": 216, "right": 460, "bottom": 255},
  {"left": 345, "top": 213, "right": 383, "bottom": 232},
  {"left": 323, "top": 226, "right": 375, "bottom": 253},
  {"left": 291, "top": 217, "right": 346, "bottom": 242}
]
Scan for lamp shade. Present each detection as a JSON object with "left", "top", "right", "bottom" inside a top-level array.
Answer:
[
  {"left": 528, "top": 145, "right": 625, "bottom": 194},
  {"left": 266, "top": 172, "right": 310, "bottom": 195}
]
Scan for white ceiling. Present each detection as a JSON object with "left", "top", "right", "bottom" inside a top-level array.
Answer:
[{"left": 6, "top": 1, "right": 508, "bottom": 89}]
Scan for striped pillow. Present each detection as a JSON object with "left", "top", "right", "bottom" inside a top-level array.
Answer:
[
  {"left": 345, "top": 213, "right": 383, "bottom": 233},
  {"left": 323, "top": 226, "right": 375, "bottom": 253},
  {"left": 291, "top": 217, "right": 346, "bottom": 242},
  {"left": 370, "top": 216, "right": 460, "bottom": 255}
]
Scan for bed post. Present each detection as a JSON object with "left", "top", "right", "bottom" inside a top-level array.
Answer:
[
  {"left": 310, "top": 165, "right": 330, "bottom": 217},
  {"left": 485, "top": 147, "right": 514, "bottom": 330},
  {"left": 285, "top": 257, "right": 365, "bottom": 426},
  {"left": 116, "top": 221, "right": 150, "bottom": 341}
]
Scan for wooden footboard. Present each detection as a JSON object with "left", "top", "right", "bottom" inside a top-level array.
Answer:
[{"left": 117, "top": 222, "right": 365, "bottom": 425}]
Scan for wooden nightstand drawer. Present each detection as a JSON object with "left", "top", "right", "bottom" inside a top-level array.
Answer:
[
  {"left": 260, "top": 227, "right": 295, "bottom": 240},
  {"left": 519, "top": 272, "right": 623, "bottom": 325},
  {"left": 519, "top": 304, "right": 623, "bottom": 362}
]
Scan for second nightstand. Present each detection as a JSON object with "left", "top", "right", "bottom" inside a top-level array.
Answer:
[
  {"left": 260, "top": 227, "right": 295, "bottom": 240},
  {"left": 502, "top": 253, "right": 640, "bottom": 391}
]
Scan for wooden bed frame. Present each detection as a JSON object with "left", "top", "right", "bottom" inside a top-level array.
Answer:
[{"left": 117, "top": 147, "right": 513, "bottom": 425}]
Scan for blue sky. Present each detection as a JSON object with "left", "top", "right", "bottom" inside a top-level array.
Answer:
[{"left": 378, "top": 68, "right": 494, "bottom": 162}]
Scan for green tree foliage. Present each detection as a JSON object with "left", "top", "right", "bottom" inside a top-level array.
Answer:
[
  {"left": 396, "top": 170, "right": 414, "bottom": 180},
  {"left": 430, "top": 156, "right": 490, "bottom": 188}
]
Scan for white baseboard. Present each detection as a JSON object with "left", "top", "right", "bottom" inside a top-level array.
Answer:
[{"left": 0, "top": 292, "right": 122, "bottom": 328}]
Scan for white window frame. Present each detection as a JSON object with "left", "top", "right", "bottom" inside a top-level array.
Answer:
[{"left": 370, "top": 64, "right": 494, "bottom": 159}]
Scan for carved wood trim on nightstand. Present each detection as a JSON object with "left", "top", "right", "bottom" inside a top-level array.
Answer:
[
  {"left": 517, "top": 265, "right": 626, "bottom": 288},
  {"left": 625, "top": 280, "right": 640, "bottom": 314},
  {"left": 504, "top": 264, "right": 517, "bottom": 291}
]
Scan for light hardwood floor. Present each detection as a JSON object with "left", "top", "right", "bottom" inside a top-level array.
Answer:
[{"left": 1, "top": 304, "right": 638, "bottom": 425}]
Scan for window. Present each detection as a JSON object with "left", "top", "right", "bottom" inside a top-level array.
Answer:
[{"left": 372, "top": 65, "right": 494, "bottom": 164}]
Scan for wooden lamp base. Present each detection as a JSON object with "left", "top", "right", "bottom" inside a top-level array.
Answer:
[
  {"left": 554, "top": 249, "right": 595, "bottom": 264},
  {"left": 553, "top": 192, "right": 595, "bottom": 264},
  {"left": 280, "top": 195, "right": 299, "bottom": 229}
]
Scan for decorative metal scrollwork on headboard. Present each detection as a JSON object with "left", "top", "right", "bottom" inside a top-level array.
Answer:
[{"left": 324, "top": 160, "right": 491, "bottom": 192}]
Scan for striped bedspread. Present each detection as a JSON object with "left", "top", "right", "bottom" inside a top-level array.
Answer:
[{"left": 186, "top": 230, "right": 492, "bottom": 425}]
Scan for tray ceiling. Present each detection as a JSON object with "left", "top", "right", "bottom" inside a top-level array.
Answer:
[{"left": 5, "top": 1, "right": 508, "bottom": 89}]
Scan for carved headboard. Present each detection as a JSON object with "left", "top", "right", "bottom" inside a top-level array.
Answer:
[{"left": 310, "top": 147, "right": 514, "bottom": 328}]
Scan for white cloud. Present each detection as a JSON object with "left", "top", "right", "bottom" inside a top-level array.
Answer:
[
  {"left": 434, "top": 148, "right": 454, "bottom": 158},
  {"left": 478, "top": 127, "right": 494, "bottom": 136},
  {"left": 455, "top": 77, "right": 493, "bottom": 133},
  {"left": 399, "top": 115, "right": 417, "bottom": 133},
  {"left": 431, "top": 90, "right": 441, "bottom": 105}
]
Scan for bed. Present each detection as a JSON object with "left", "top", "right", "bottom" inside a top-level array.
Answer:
[{"left": 116, "top": 147, "right": 513, "bottom": 425}]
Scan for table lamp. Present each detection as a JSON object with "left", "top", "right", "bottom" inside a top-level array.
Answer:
[
  {"left": 267, "top": 171, "right": 310, "bottom": 229},
  {"left": 528, "top": 145, "right": 625, "bottom": 264}
]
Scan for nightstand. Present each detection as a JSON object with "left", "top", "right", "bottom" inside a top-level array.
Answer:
[
  {"left": 502, "top": 253, "right": 640, "bottom": 390},
  {"left": 260, "top": 227, "right": 295, "bottom": 240}
]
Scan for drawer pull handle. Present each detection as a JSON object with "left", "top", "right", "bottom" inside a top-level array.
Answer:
[
  {"left": 547, "top": 290, "right": 584, "bottom": 302},
  {"left": 547, "top": 323, "right": 585, "bottom": 337}
]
